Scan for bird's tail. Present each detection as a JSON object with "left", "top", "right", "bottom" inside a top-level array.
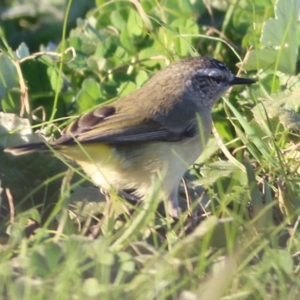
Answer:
[{"left": 4, "top": 142, "right": 50, "bottom": 156}]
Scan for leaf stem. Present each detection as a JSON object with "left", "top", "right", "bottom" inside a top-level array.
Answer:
[{"left": 49, "top": 0, "right": 73, "bottom": 122}]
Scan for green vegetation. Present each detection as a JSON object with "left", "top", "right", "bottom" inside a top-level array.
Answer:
[{"left": 1, "top": 0, "right": 300, "bottom": 299}]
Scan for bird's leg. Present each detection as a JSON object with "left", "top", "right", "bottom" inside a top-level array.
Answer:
[
  {"left": 100, "top": 188, "right": 111, "bottom": 203},
  {"left": 167, "top": 190, "right": 180, "bottom": 219}
]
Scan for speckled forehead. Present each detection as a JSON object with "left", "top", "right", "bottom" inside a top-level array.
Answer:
[
  {"left": 194, "top": 59, "right": 230, "bottom": 75},
  {"left": 164, "top": 58, "right": 231, "bottom": 78},
  {"left": 194, "top": 67, "right": 230, "bottom": 77},
  {"left": 213, "top": 60, "right": 228, "bottom": 70}
]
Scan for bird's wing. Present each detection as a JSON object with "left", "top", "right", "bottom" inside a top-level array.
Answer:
[{"left": 53, "top": 105, "right": 197, "bottom": 146}]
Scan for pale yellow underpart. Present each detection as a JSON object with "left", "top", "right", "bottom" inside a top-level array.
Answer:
[
  {"left": 60, "top": 137, "right": 198, "bottom": 190},
  {"left": 60, "top": 140, "right": 195, "bottom": 211},
  {"left": 58, "top": 118, "right": 211, "bottom": 217}
]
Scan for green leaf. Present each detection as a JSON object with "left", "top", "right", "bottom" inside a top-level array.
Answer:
[
  {"left": 252, "top": 87, "right": 300, "bottom": 131},
  {"left": 117, "top": 252, "right": 135, "bottom": 273},
  {"left": 244, "top": 158, "right": 269, "bottom": 229},
  {"left": 117, "top": 81, "right": 137, "bottom": 98},
  {"left": 242, "top": 0, "right": 300, "bottom": 74},
  {"left": 135, "top": 70, "right": 148, "bottom": 87},
  {"left": 0, "top": 52, "right": 19, "bottom": 100},
  {"left": 64, "top": 36, "right": 90, "bottom": 70},
  {"left": 178, "top": 0, "right": 194, "bottom": 14},
  {"left": 242, "top": 49, "right": 295, "bottom": 74},
  {"left": 120, "top": 29, "right": 135, "bottom": 54},
  {"left": 44, "top": 243, "right": 63, "bottom": 273},
  {"left": 198, "top": 160, "right": 241, "bottom": 186},
  {"left": 171, "top": 216, "right": 220, "bottom": 258},
  {"left": 63, "top": 17, "right": 108, "bottom": 71},
  {"left": 14, "top": 42, "right": 30, "bottom": 60},
  {"left": 87, "top": 56, "right": 107, "bottom": 72},
  {"left": 171, "top": 19, "right": 198, "bottom": 57},
  {"left": 0, "top": 112, "right": 40, "bottom": 148},
  {"left": 110, "top": 10, "right": 127, "bottom": 31},
  {"left": 277, "top": 250, "right": 293, "bottom": 274},
  {"left": 47, "top": 64, "right": 63, "bottom": 92},
  {"left": 75, "top": 79, "right": 104, "bottom": 113},
  {"left": 224, "top": 98, "right": 277, "bottom": 167},
  {"left": 20, "top": 57, "right": 52, "bottom": 93},
  {"left": 30, "top": 251, "right": 50, "bottom": 277},
  {"left": 195, "top": 138, "right": 219, "bottom": 165},
  {"left": 1, "top": 89, "right": 22, "bottom": 114},
  {"left": 82, "top": 278, "right": 103, "bottom": 297},
  {"left": 127, "top": 8, "right": 143, "bottom": 36},
  {"left": 261, "top": 0, "right": 299, "bottom": 50}
]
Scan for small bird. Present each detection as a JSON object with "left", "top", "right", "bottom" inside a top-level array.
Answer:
[{"left": 5, "top": 57, "right": 255, "bottom": 218}]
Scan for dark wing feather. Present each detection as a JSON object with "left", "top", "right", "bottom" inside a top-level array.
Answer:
[{"left": 53, "top": 105, "right": 197, "bottom": 146}]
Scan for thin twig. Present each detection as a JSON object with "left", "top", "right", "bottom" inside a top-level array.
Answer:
[{"left": 5, "top": 188, "right": 14, "bottom": 224}]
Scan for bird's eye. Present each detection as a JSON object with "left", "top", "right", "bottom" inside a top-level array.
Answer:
[{"left": 213, "top": 75, "right": 224, "bottom": 84}]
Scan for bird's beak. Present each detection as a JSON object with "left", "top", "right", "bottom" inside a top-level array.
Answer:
[{"left": 230, "top": 76, "right": 256, "bottom": 85}]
